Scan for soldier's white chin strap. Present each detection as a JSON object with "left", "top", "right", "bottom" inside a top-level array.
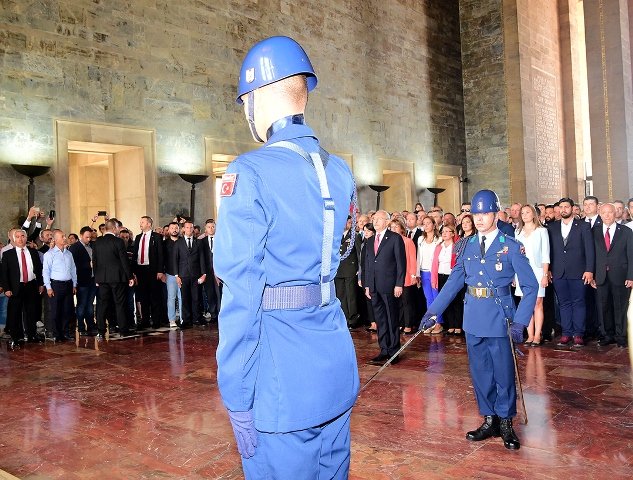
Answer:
[{"left": 247, "top": 91, "right": 265, "bottom": 143}]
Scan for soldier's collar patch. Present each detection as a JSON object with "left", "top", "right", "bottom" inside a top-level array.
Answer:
[
  {"left": 220, "top": 173, "right": 237, "bottom": 197},
  {"left": 499, "top": 235, "right": 505, "bottom": 243}
]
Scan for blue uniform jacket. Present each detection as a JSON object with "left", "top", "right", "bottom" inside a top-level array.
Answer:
[
  {"left": 214, "top": 123, "right": 360, "bottom": 433},
  {"left": 429, "top": 233, "right": 538, "bottom": 337}
]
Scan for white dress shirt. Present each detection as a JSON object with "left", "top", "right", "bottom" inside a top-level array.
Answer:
[
  {"left": 137, "top": 231, "right": 151, "bottom": 265},
  {"left": 15, "top": 246, "right": 36, "bottom": 282},
  {"left": 561, "top": 219, "right": 573, "bottom": 240}
]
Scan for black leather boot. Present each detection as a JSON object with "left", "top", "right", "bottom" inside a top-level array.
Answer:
[
  {"left": 466, "top": 415, "right": 500, "bottom": 441},
  {"left": 499, "top": 417, "right": 521, "bottom": 450}
]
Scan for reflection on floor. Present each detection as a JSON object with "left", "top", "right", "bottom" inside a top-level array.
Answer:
[{"left": 0, "top": 327, "right": 632, "bottom": 479}]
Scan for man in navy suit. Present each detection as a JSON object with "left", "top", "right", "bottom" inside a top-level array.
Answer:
[
  {"left": 68, "top": 226, "right": 97, "bottom": 336},
  {"left": 592, "top": 203, "right": 633, "bottom": 348},
  {"left": 363, "top": 210, "right": 406, "bottom": 364},
  {"left": 421, "top": 190, "right": 538, "bottom": 450},
  {"left": 547, "top": 198, "right": 595, "bottom": 346}
]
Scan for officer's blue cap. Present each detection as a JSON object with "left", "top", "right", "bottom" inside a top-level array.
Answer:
[
  {"left": 236, "top": 36, "right": 318, "bottom": 104},
  {"left": 471, "top": 189, "right": 501, "bottom": 213}
]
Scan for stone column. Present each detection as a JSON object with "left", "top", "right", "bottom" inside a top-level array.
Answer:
[
  {"left": 460, "top": 0, "right": 572, "bottom": 206},
  {"left": 583, "top": 0, "right": 633, "bottom": 201}
]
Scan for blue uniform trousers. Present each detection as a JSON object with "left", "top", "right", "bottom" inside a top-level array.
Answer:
[
  {"left": 466, "top": 333, "right": 516, "bottom": 419},
  {"left": 553, "top": 278, "right": 586, "bottom": 337},
  {"left": 242, "top": 408, "right": 352, "bottom": 480},
  {"left": 421, "top": 271, "right": 442, "bottom": 324}
]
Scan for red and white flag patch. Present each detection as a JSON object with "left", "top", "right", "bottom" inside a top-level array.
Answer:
[{"left": 220, "top": 173, "right": 237, "bottom": 197}]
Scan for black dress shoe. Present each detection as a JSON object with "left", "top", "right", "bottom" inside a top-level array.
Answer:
[
  {"left": 369, "top": 354, "right": 388, "bottom": 364},
  {"left": 499, "top": 418, "right": 521, "bottom": 450},
  {"left": 466, "top": 415, "right": 500, "bottom": 441},
  {"left": 598, "top": 337, "right": 615, "bottom": 346},
  {"left": 390, "top": 354, "right": 400, "bottom": 365}
]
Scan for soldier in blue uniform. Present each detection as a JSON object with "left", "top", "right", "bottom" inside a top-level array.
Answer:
[
  {"left": 214, "top": 36, "right": 360, "bottom": 479},
  {"left": 421, "top": 190, "right": 538, "bottom": 450}
]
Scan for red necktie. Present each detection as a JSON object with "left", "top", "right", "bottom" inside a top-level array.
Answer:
[
  {"left": 140, "top": 233, "right": 146, "bottom": 264},
  {"left": 21, "top": 248, "right": 28, "bottom": 283},
  {"left": 605, "top": 228, "right": 611, "bottom": 252},
  {"left": 374, "top": 233, "right": 381, "bottom": 255}
]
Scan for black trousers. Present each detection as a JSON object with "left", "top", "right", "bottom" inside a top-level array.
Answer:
[
  {"left": 438, "top": 274, "right": 463, "bottom": 330},
  {"left": 49, "top": 280, "right": 74, "bottom": 339},
  {"left": 596, "top": 271, "right": 629, "bottom": 345},
  {"left": 180, "top": 276, "right": 202, "bottom": 326},
  {"left": 399, "top": 285, "right": 417, "bottom": 329},
  {"left": 135, "top": 265, "right": 165, "bottom": 328},
  {"left": 203, "top": 276, "right": 221, "bottom": 320},
  {"left": 335, "top": 276, "right": 359, "bottom": 325},
  {"left": 97, "top": 282, "right": 128, "bottom": 334},
  {"left": 371, "top": 291, "right": 401, "bottom": 356},
  {"left": 6, "top": 280, "right": 40, "bottom": 342}
]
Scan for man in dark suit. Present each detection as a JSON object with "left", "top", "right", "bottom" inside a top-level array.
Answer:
[
  {"left": 93, "top": 219, "right": 134, "bottom": 337},
  {"left": 405, "top": 213, "right": 423, "bottom": 252},
  {"left": 1, "top": 229, "right": 45, "bottom": 346},
  {"left": 497, "top": 218, "right": 515, "bottom": 238},
  {"left": 592, "top": 203, "right": 633, "bottom": 348},
  {"left": 583, "top": 195, "right": 602, "bottom": 340},
  {"left": 363, "top": 210, "right": 406, "bottom": 364},
  {"left": 173, "top": 220, "right": 206, "bottom": 328},
  {"left": 335, "top": 216, "right": 361, "bottom": 328},
  {"left": 133, "top": 216, "right": 165, "bottom": 329},
  {"left": 69, "top": 226, "right": 98, "bottom": 336},
  {"left": 583, "top": 195, "right": 602, "bottom": 229},
  {"left": 547, "top": 198, "right": 595, "bottom": 346},
  {"left": 201, "top": 218, "right": 222, "bottom": 322}
]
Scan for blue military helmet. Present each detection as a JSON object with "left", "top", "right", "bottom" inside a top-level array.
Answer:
[
  {"left": 236, "top": 36, "right": 318, "bottom": 104},
  {"left": 471, "top": 189, "right": 501, "bottom": 213}
]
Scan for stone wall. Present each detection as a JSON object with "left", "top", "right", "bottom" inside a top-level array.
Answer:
[
  {"left": 0, "top": 0, "right": 466, "bottom": 232},
  {"left": 515, "top": 0, "right": 566, "bottom": 204},
  {"left": 460, "top": 0, "right": 568, "bottom": 205},
  {"left": 459, "top": 0, "right": 511, "bottom": 203}
]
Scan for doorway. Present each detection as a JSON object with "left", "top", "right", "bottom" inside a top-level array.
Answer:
[
  {"left": 67, "top": 141, "right": 146, "bottom": 234},
  {"left": 436, "top": 175, "right": 460, "bottom": 215},
  {"left": 382, "top": 170, "right": 413, "bottom": 212}
]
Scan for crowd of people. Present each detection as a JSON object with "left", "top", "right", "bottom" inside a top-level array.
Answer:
[
  {"left": 2, "top": 193, "right": 630, "bottom": 354},
  {"left": 0, "top": 207, "right": 222, "bottom": 348},
  {"left": 337, "top": 194, "right": 633, "bottom": 357}
]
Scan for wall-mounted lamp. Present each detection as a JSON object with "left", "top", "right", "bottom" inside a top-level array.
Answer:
[
  {"left": 427, "top": 187, "right": 446, "bottom": 207},
  {"left": 178, "top": 174, "right": 209, "bottom": 224},
  {"left": 368, "top": 185, "right": 390, "bottom": 211},
  {"left": 11, "top": 164, "right": 51, "bottom": 212}
]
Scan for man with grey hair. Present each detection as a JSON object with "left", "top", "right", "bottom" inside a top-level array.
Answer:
[
  {"left": 1, "top": 229, "right": 45, "bottom": 347},
  {"left": 363, "top": 210, "right": 406, "bottom": 364},
  {"left": 42, "top": 230, "right": 77, "bottom": 341}
]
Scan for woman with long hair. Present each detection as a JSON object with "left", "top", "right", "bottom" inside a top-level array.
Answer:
[
  {"left": 515, "top": 204, "right": 550, "bottom": 346},
  {"left": 460, "top": 214, "right": 476, "bottom": 238},
  {"left": 389, "top": 218, "right": 418, "bottom": 334},
  {"left": 430, "top": 225, "right": 463, "bottom": 335},
  {"left": 417, "top": 216, "right": 441, "bottom": 331}
]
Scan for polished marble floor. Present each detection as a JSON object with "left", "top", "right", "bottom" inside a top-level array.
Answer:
[{"left": 0, "top": 326, "right": 632, "bottom": 479}]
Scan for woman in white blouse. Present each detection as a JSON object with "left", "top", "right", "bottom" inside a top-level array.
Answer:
[
  {"left": 417, "top": 216, "right": 441, "bottom": 327},
  {"left": 515, "top": 204, "right": 550, "bottom": 346}
]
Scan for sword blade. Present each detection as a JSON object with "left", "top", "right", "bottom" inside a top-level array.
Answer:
[{"left": 360, "top": 317, "right": 436, "bottom": 393}]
